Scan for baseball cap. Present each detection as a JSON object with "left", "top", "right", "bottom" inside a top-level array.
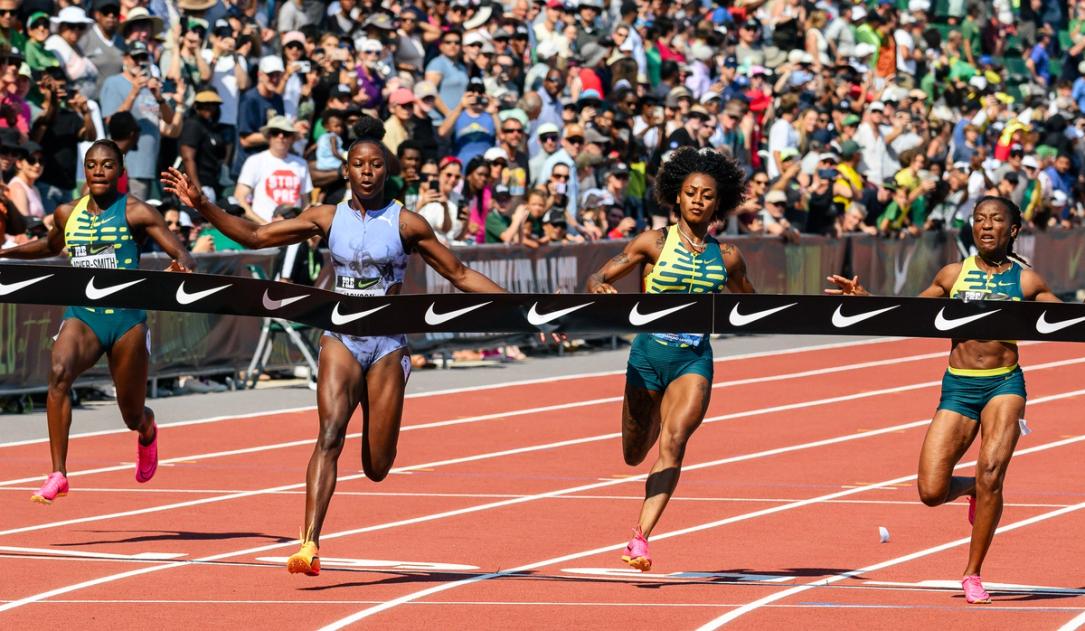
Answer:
[
  {"left": 282, "top": 31, "right": 305, "bottom": 46},
  {"left": 765, "top": 190, "right": 788, "bottom": 204},
  {"left": 842, "top": 113, "right": 861, "bottom": 126},
  {"left": 259, "top": 55, "right": 285, "bottom": 74},
  {"left": 1021, "top": 156, "right": 1040, "bottom": 169},
  {"left": 839, "top": 140, "right": 862, "bottom": 159},
  {"left": 536, "top": 122, "right": 561, "bottom": 138},
  {"left": 389, "top": 87, "right": 415, "bottom": 106},
  {"left": 483, "top": 146, "right": 510, "bottom": 162},
  {"left": 413, "top": 80, "right": 438, "bottom": 100},
  {"left": 779, "top": 147, "right": 800, "bottom": 162}
]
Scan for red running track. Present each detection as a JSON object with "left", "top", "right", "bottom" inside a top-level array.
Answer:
[{"left": 2, "top": 338, "right": 1085, "bottom": 630}]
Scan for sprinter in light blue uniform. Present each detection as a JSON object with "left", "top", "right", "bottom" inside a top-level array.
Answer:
[
  {"left": 0, "top": 140, "right": 193, "bottom": 504},
  {"left": 163, "top": 115, "right": 506, "bottom": 577},
  {"left": 586, "top": 147, "right": 754, "bottom": 572}
]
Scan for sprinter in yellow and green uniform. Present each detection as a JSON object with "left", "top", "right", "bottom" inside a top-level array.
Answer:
[
  {"left": 0, "top": 140, "right": 194, "bottom": 505},
  {"left": 586, "top": 147, "right": 754, "bottom": 573},
  {"left": 828, "top": 195, "right": 1061, "bottom": 605}
]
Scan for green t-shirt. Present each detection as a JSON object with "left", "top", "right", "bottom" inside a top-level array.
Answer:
[
  {"left": 961, "top": 18, "right": 982, "bottom": 60},
  {"left": 204, "top": 227, "right": 245, "bottom": 251},
  {"left": 484, "top": 210, "right": 512, "bottom": 244}
]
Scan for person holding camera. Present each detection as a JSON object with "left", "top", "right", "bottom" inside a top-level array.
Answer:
[
  {"left": 438, "top": 76, "right": 499, "bottom": 166},
  {"left": 416, "top": 155, "right": 468, "bottom": 245},
  {"left": 100, "top": 40, "right": 173, "bottom": 202},
  {"left": 202, "top": 20, "right": 250, "bottom": 156},
  {"left": 30, "top": 71, "right": 96, "bottom": 213},
  {"left": 45, "top": 6, "right": 99, "bottom": 100}
]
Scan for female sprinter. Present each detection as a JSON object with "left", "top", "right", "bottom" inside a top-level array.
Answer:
[
  {"left": 586, "top": 147, "right": 753, "bottom": 571},
  {"left": 0, "top": 139, "right": 194, "bottom": 503},
  {"left": 827, "top": 196, "right": 1061, "bottom": 603},
  {"left": 162, "top": 116, "right": 505, "bottom": 576}
]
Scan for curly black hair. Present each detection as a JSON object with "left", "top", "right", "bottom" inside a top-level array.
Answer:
[
  {"left": 973, "top": 195, "right": 1030, "bottom": 267},
  {"left": 654, "top": 146, "right": 746, "bottom": 221},
  {"left": 350, "top": 114, "right": 387, "bottom": 151}
]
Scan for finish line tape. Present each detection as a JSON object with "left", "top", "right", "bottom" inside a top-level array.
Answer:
[{"left": 1, "top": 264, "right": 1084, "bottom": 341}]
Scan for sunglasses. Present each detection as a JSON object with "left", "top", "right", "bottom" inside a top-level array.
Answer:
[
  {"left": 551, "top": 173, "right": 569, "bottom": 181},
  {"left": 0, "top": 9, "right": 15, "bottom": 16},
  {"left": 540, "top": 133, "right": 559, "bottom": 142},
  {"left": 450, "top": 6, "right": 467, "bottom": 13},
  {"left": 565, "top": 136, "right": 584, "bottom": 145},
  {"left": 490, "top": 159, "right": 508, "bottom": 167},
  {"left": 268, "top": 129, "right": 293, "bottom": 137},
  {"left": 501, "top": 127, "right": 524, "bottom": 134},
  {"left": 285, "top": 42, "right": 304, "bottom": 49},
  {"left": 22, "top": 155, "right": 42, "bottom": 166},
  {"left": 99, "top": 8, "right": 120, "bottom": 17},
  {"left": 544, "top": 76, "right": 560, "bottom": 83}
]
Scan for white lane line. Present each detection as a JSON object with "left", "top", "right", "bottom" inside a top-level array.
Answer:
[
  {"left": 0, "top": 337, "right": 902, "bottom": 448},
  {"left": 0, "top": 546, "right": 184, "bottom": 561},
  {"left": 1057, "top": 605, "right": 1085, "bottom": 628},
  {"left": 314, "top": 397, "right": 1085, "bottom": 629},
  {"left": 4, "top": 356, "right": 1083, "bottom": 537},
  {"left": 696, "top": 500, "right": 1085, "bottom": 628},
  {"left": 0, "top": 345, "right": 968, "bottom": 489}
]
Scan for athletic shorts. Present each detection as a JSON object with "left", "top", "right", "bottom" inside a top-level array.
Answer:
[
  {"left": 625, "top": 333, "right": 713, "bottom": 393},
  {"left": 937, "top": 365, "right": 1027, "bottom": 421},
  {"left": 61, "top": 307, "right": 148, "bottom": 353},
  {"left": 323, "top": 332, "right": 411, "bottom": 382}
]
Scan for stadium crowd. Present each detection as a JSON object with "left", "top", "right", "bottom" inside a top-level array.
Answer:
[{"left": 0, "top": 0, "right": 1083, "bottom": 254}]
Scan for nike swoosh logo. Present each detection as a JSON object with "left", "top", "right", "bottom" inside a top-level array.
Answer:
[
  {"left": 262, "top": 289, "right": 308, "bottom": 311},
  {"left": 330, "top": 301, "right": 390, "bottom": 325},
  {"left": 85, "top": 276, "right": 144, "bottom": 300},
  {"left": 0, "top": 274, "right": 53, "bottom": 296},
  {"left": 628, "top": 301, "right": 696, "bottom": 326},
  {"left": 1036, "top": 311, "right": 1085, "bottom": 334},
  {"left": 894, "top": 243, "right": 917, "bottom": 294},
  {"left": 933, "top": 307, "right": 1001, "bottom": 331},
  {"left": 424, "top": 301, "right": 492, "bottom": 325},
  {"left": 175, "top": 281, "right": 232, "bottom": 305},
  {"left": 831, "top": 304, "right": 900, "bottom": 328},
  {"left": 728, "top": 302, "right": 796, "bottom": 327},
  {"left": 526, "top": 301, "right": 593, "bottom": 326}
]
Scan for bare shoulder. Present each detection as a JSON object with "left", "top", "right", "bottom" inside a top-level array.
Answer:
[
  {"left": 717, "top": 239, "right": 743, "bottom": 264},
  {"left": 1020, "top": 267, "right": 1053, "bottom": 296},
  {"left": 928, "top": 261, "right": 963, "bottom": 294},
  {"left": 51, "top": 200, "right": 78, "bottom": 230}
]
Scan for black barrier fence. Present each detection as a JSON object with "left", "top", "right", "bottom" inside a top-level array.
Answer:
[{"left": 2, "top": 229, "right": 1084, "bottom": 394}]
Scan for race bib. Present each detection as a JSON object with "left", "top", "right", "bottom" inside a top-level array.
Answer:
[
  {"left": 70, "top": 242, "right": 118, "bottom": 269},
  {"left": 335, "top": 275, "right": 384, "bottom": 297},
  {"left": 651, "top": 332, "right": 705, "bottom": 347}
]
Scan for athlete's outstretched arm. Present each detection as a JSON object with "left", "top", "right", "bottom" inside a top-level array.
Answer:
[
  {"left": 401, "top": 211, "right": 505, "bottom": 293},
  {"left": 0, "top": 203, "right": 70, "bottom": 259},
  {"left": 586, "top": 229, "right": 660, "bottom": 294},
  {"left": 128, "top": 199, "right": 196, "bottom": 271},
  {"left": 162, "top": 167, "right": 331, "bottom": 249},
  {"left": 722, "top": 243, "right": 755, "bottom": 294}
]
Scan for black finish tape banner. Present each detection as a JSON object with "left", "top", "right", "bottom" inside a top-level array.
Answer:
[{"left": 2, "top": 263, "right": 1085, "bottom": 341}]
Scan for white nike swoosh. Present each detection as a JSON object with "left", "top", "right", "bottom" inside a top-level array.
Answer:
[
  {"left": 0, "top": 274, "right": 53, "bottom": 296},
  {"left": 330, "top": 301, "right": 390, "bottom": 325},
  {"left": 526, "top": 301, "right": 594, "bottom": 326},
  {"left": 85, "top": 276, "right": 144, "bottom": 300},
  {"left": 424, "top": 301, "right": 492, "bottom": 325},
  {"left": 628, "top": 301, "right": 696, "bottom": 326},
  {"left": 727, "top": 302, "right": 796, "bottom": 327},
  {"left": 933, "top": 307, "right": 1001, "bottom": 331},
  {"left": 1036, "top": 311, "right": 1085, "bottom": 334},
  {"left": 261, "top": 289, "right": 308, "bottom": 311},
  {"left": 175, "top": 281, "right": 232, "bottom": 305},
  {"left": 831, "top": 304, "right": 900, "bottom": 328}
]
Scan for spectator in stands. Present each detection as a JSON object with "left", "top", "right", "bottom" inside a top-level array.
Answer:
[
  {"left": 234, "top": 54, "right": 285, "bottom": 176},
  {"left": 7, "top": 141, "right": 45, "bottom": 220},
  {"left": 417, "top": 155, "right": 467, "bottom": 245},
  {"left": 80, "top": 0, "right": 124, "bottom": 97},
  {"left": 180, "top": 90, "right": 228, "bottom": 203},
  {"left": 31, "top": 70, "right": 95, "bottom": 212},
  {"left": 235, "top": 116, "right": 312, "bottom": 224}
]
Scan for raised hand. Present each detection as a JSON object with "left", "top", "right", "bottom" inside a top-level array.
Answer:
[
  {"left": 824, "top": 274, "right": 868, "bottom": 296},
  {"left": 161, "top": 167, "right": 202, "bottom": 209}
]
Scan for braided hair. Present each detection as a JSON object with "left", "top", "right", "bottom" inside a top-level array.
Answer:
[
  {"left": 973, "top": 195, "right": 1031, "bottom": 268},
  {"left": 655, "top": 147, "right": 746, "bottom": 221}
]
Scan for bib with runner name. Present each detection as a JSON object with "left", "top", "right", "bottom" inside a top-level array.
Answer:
[
  {"left": 642, "top": 225, "right": 728, "bottom": 347},
  {"left": 63, "top": 194, "right": 140, "bottom": 315}
]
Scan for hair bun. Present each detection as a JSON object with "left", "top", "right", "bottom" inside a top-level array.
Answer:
[{"left": 352, "top": 115, "right": 386, "bottom": 142}]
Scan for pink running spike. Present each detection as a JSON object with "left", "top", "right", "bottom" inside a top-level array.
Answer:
[
  {"left": 31, "top": 472, "right": 69, "bottom": 505},
  {"left": 962, "top": 575, "right": 992, "bottom": 604},
  {"left": 620, "top": 527, "right": 652, "bottom": 572},
  {"left": 136, "top": 421, "right": 158, "bottom": 483}
]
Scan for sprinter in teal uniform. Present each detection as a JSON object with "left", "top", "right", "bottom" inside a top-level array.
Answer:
[
  {"left": 587, "top": 147, "right": 754, "bottom": 572},
  {"left": 828, "top": 196, "right": 1062, "bottom": 604},
  {"left": 0, "top": 140, "right": 193, "bottom": 504}
]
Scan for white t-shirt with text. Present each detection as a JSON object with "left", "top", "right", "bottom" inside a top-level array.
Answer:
[{"left": 237, "top": 150, "right": 312, "bottom": 222}]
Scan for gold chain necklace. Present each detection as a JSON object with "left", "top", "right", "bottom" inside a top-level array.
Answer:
[{"left": 676, "top": 223, "right": 706, "bottom": 253}]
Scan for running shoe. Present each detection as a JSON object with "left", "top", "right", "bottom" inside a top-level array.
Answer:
[
  {"left": 287, "top": 530, "right": 320, "bottom": 576},
  {"left": 620, "top": 526, "right": 652, "bottom": 572},
  {"left": 135, "top": 419, "right": 158, "bottom": 483},
  {"left": 962, "top": 575, "right": 991, "bottom": 604},
  {"left": 31, "top": 471, "right": 69, "bottom": 505},
  {"left": 968, "top": 495, "right": 976, "bottom": 526}
]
